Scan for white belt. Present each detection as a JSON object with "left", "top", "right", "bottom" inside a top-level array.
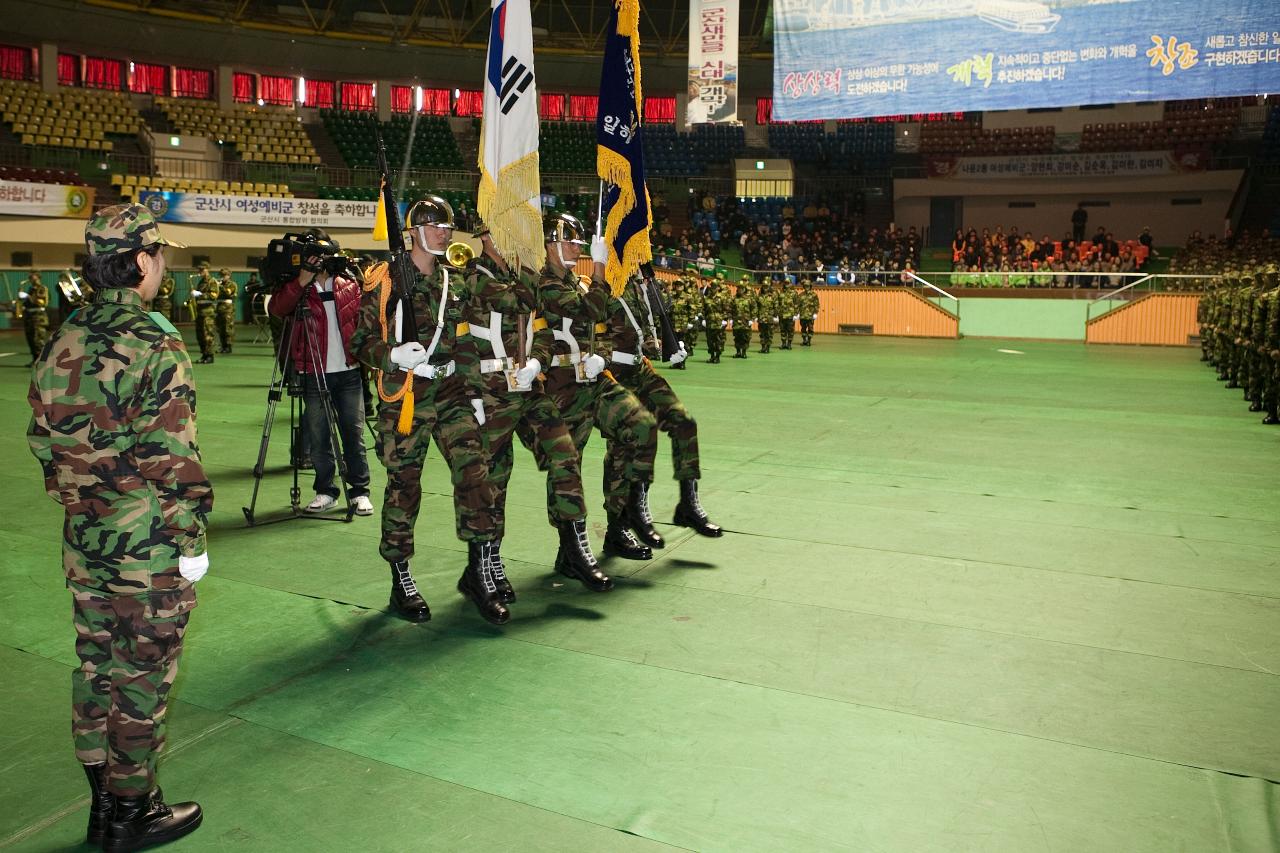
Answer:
[
  {"left": 480, "top": 357, "right": 517, "bottom": 374},
  {"left": 610, "top": 351, "right": 638, "bottom": 365},
  {"left": 549, "top": 352, "right": 585, "bottom": 367},
  {"left": 218, "top": 299, "right": 234, "bottom": 304}
]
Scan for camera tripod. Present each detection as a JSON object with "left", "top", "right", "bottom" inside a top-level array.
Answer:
[{"left": 243, "top": 287, "right": 356, "bottom": 526}]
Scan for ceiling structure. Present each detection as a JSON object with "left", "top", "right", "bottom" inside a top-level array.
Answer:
[{"left": 85, "top": 0, "right": 774, "bottom": 56}]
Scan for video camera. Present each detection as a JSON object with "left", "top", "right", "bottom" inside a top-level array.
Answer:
[{"left": 260, "top": 229, "right": 359, "bottom": 289}]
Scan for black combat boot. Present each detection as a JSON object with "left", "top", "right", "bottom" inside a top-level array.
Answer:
[
  {"left": 457, "top": 541, "right": 510, "bottom": 625},
  {"left": 604, "top": 512, "right": 652, "bottom": 560},
  {"left": 1264, "top": 405, "right": 1280, "bottom": 425},
  {"left": 555, "top": 521, "right": 613, "bottom": 591},
  {"left": 197, "top": 354, "right": 214, "bottom": 364},
  {"left": 672, "top": 360, "right": 686, "bottom": 369},
  {"left": 626, "top": 481, "right": 665, "bottom": 549},
  {"left": 389, "top": 560, "right": 431, "bottom": 622},
  {"left": 104, "top": 788, "right": 202, "bottom": 852},
  {"left": 1249, "top": 398, "right": 1263, "bottom": 412},
  {"left": 490, "top": 538, "right": 515, "bottom": 603},
  {"left": 673, "top": 479, "right": 723, "bottom": 538},
  {"left": 84, "top": 763, "right": 113, "bottom": 846}
]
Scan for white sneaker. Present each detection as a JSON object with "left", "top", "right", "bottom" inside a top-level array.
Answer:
[
  {"left": 353, "top": 496, "right": 374, "bottom": 516},
  {"left": 304, "top": 493, "right": 337, "bottom": 513}
]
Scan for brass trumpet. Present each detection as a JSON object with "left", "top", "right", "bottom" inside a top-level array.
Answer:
[{"left": 446, "top": 241, "right": 474, "bottom": 269}]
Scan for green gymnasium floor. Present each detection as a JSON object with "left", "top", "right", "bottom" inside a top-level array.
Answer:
[{"left": 1, "top": 331, "right": 1277, "bottom": 852}]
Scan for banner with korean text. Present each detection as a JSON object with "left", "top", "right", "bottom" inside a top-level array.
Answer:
[
  {"left": 139, "top": 192, "right": 405, "bottom": 229},
  {"left": 774, "top": 0, "right": 1280, "bottom": 121},
  {"left": 0, "top": 181, "right": 94, "bottom": 218},
  {"left": 927, "top": 148, "right": 1211, "bottom": 180},
  {"left": 686, "top": 0, "right": 738, "bottom": 124}
]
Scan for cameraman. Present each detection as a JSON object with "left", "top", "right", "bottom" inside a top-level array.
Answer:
[{"left": 268, "top": 228, "right": 373, "bottom": 516}]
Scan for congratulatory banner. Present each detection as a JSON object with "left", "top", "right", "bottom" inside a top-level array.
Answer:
[
  {"left": 139, "top": 192, "right": 406, "bottom": 229},
  {"left": 773, "top": 0, "right": 1280, "bottom": 121}
]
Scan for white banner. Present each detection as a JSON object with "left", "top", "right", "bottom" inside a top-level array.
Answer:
[
  {"left": 139, "top": 192, "right": 386, "bottom": 229},
  {"left": 926, "top": 149, "right": 1212, "bottom": 180},
  {"left": 686, "top": 0, "right": 739, "bottom": 124},
  {"left": 0, "top": 181, "right": 94, "bottom": 218}
]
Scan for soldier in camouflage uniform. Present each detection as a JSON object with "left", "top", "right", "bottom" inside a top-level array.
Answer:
[
  {"left": 701, "top": 275, "right": 729, "bottom": 363},
  {"left": 729, "top": 276, "right": 757, "bottom": 358},
  {"left": 1246, "top": 277, "right": 1271, "bottom": 413},
  {"left": 756, "top": 282, "right": 776, "bottom": 353},
  {"left": 1262, "top": 275, "right": 1280, "bottom": 425},
  {"left": 190, "top": 265, "right": 217, "bottom": 364},
  {"left": 18, "top": 270, "right": 49, "bottom": 365},
  {"left": 798, "top": 278, "right": 820, "bottom": 346},
  {"left": 674, "top": 276, "right": 700, "bottom": 360},
  {"left": 351, "top": 196, "right": 502, "bottom": 624},
  {"left": 215, "top": 267, "right": 237, "bottom": 353},
  {"left": 602, "top": 269, "right": 722, "bottom": 541},
  {"left": 1226, "top": 276, "right": 1253, "bottom": 390},
  {"left": 458, "top": 220, "right": 607, "bottom": 611},
  {"left": 776, "top": 279, "right": 799, "bottom": 349},
  {"left": 27, "top": 204, "right": 208, "bottom": 851},
  {"left": 1197, "top": 281, "right": 1214, "bottom": 363},
  {"left": 517, "top": 212, "right": 658, "bottom": 564},
  {"left": 151, "top": 271, "right": 175, "bottom": 320}
]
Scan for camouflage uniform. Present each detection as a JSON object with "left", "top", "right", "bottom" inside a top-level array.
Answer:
[
  {"left": 214, "top": 268, "right": 237, "bottom": 353},
  {"left": 1263, "top": 283, "right": 1280, "bottom": 425},
  {"left": 27, "top": 205, "right": 210, "bottom": 829},
  {"left": 756, "top": 285, "right": 776, "bottom": 353},
  {"left": 192, "top": 268, "right": 217, "bottom": 363},
  {"left": 671, "top": 277, "right": 698, "bottom": 356},
  {"left": 151, "top": 272, "right": 175, "bottom": 321},
  {"left": 20, "top": 271, "right": 50, "bottom": 363},
  {"left": 350, "top": 264, "right": 497, "bottom": 563},
  {"left": 776, "top": 282, "right": 798, "bottom": 349},
  {"left": 701, "top": 278, "right": 729, "bottom": 363},
  {"left": 729, "top": 280, "right": 757, "bottom": 358},
  {"left": 798, "top": 281, "right": 820, "bottom": 346}
]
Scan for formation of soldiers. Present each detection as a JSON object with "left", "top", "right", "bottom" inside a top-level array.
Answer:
[
  {"left": 1198, "top": 263, "right": 1280, "bottom": 425},
  {"left": 186, "top": 265, "right": 238, "bottom": 362},
  {"left": 665, "top": 274, "right": 821, "bottom": 363}
]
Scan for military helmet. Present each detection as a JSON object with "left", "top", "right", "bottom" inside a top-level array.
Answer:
[
  {"left": 544, "top": 212, "right": 588, "bottom": 246},
  {"left": 405, "top": 195, "right": 455, "bottom": 230},
  {"left": 219, "top": 267, "right": 230, "bottom": 276}
]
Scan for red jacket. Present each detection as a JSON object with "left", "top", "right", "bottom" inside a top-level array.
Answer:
[{"left": 269, "top": 274, "right": 362, "bottom": 374}]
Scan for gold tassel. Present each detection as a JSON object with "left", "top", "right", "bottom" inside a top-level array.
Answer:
[{"left": 396, "top": 385, "right": 414, "bottom": 435}]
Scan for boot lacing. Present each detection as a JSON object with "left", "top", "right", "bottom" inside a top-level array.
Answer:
[
  {"left": 477, "top": 542, "right": 499, "bottom": 594},
  {"left": 635, "top": 483, "right": 653, "bottom": 524},
  {"left": 489, "top": 538, "right": 509, "bottom": 586},
  {"left": 572, "top": 521, "right": 597, "bottom": 566},
  {"left": 686, "top": 481, "right": 707, "bottom": 518},
  {"left": 393, "top": 563, "right": 420, "bottom": 598}
]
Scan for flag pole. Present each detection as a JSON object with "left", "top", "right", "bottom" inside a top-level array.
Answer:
[{"left": 596, "top": 178, "right": 605, "bottom": 234}]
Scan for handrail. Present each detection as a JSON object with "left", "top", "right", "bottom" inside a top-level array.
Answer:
[
  {"left": 906, "top": 270, "right": 957, "bottom": 302},
  {"left": 1088, "top": 273, "right": 1153, "bottom": 301}
]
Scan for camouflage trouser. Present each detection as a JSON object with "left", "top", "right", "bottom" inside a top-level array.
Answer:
[
  {"left": 684, "top": 324, "right": 699, "bottom": 353},
  {"left": 799, "top": 319, "right": 815, "bottom": 344},
  {"left": 758, "top": 322, "right": 774, "bottom": 350},
  {"left": 485, "top": 382, "right": 586, "bottom": 536},
  {"left": 1199, "top": 324, "right": 1211, "bottom": 362},
  {"left": 604, "top": 359, "right": 701, "bottom": 509},
  {"left": 72, "top": 585, "right": 195, "bottom": 797},
  {"left": 23, "top": 311, "right": 48, "bottom": 359},
  {"left": 732, "top": 327, "right": 751, "bottom": 353},
  {"left": 375, "top": 377, "right": 496, "bottom": 561},
  {"left": 705, "top": 326, "right": 725, "bottom": 357},
  {"left": 779, "top": 317, "right": 795, "bottom": 347},
  {"left": 215, "top": 303, "right": 235, "bottom": 348},
  {"left": 527, "top": 367, "right": 656, "bottom": 516},
  {"left": 195, "top": 304, "right": 216, "bottom": 358}
]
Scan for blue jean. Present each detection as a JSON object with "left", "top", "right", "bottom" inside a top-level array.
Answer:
[{"left": 302, "top": 368, "right": 370, "bottom": 499}]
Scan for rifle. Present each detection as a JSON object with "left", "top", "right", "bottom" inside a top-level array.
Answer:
[
  {"left": 639, "top": 262, "right": 682, "bottom": 361},
  {"left": 375, "top": 128, "right": 420, "bottom": 345}
]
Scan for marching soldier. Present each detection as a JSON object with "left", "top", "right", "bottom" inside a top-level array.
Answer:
[
  {"left": 729, "top": 276, "right": 756, "bottom": 358},
  {"left": 151, "top": 271, "right": 175, "bottom": 320},
  {"left": 28, "top": 203, "right": 209, "bottom": 851},
  {"left": 798, "top": 278, "right": 820, "bottom": 346},
  {"left": 756, "top": 282, "right": 775, "bottom": 353},
  {"left": 701, "top": 275, "right": 729, "bottom": 363},
  {"left": 677, "top": 277, "right": 700, "bottom": 360},
  {"left": 1263, "top": 276, "right": 1280, "bottom": 425},
  {"left": 601, "top": 269, "right": 722, "bottom": 540},
  {"left": 518, "top": 212, "right": 659, "bottom": 563},
  {"left": 350, "top": 196, "right": 501, "bottom": 624},
  {"left": 215, "top": 267, "right": 237, "bottom": 354},
  {"left": 777, "top": 279, "right": 798, "bottom": 350},
  {"left": 190, "top": 265, "right": 217, "bottom": 364},
  {"left": 18, "top": 271, "right": 49, "bottom": 365}
]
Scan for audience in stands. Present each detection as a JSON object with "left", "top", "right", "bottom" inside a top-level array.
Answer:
[
  {"left": 945, "top": 224, "right": 1148, "bottom": 287},
  {"left": 1169, "top": 228, "right": 1278, "bottom": 278}
]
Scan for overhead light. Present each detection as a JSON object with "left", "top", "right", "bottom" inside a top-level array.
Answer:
[
  {"left": 257, "top": 98, "right": 264, "bottom": 106},
  {"left": 297, "top": 76, "right": 306, "bottom": 102},
  {"left": 415, "top": 85, "right": 423, "bottom": 112},
  {"left": 169, "top": 136, "right": 180, "bottom": 147}
]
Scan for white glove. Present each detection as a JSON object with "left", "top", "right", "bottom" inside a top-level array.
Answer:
[
  {"left": 721, "top": 320, "right": 728, "bottom": 328},
  {"left": 17, "top": 290, "right": 28, "bottom": 299},
  {"left": 390, "top": 342, "right": 428, "bottom": 371},
  {"left": 812, "top": 313, "right": 818, "bottom": 320},
  {"left": 471, "top": 398, "right": 486, "bottom": 426},
  {"left": 701, "top": 319, "right": 707, "bottom": 328},
  {"left": 669, "top": 344, "right": 688, "bottom": 366},
  {"left": 773, "top": 316, "right": 780, "bottom": 322},
  {"left": 412, "top": 362, "right": 437, "bottom": 379},
  {"left": 590, "top": 235, "right": 608, "bottom": 265},
  {"left": 515, "top": 357, "right": 541, "bottom": 390},
  {"left": 793, "top": 314, "right": 800, "bottom": 321},
  {"left": 178, "top": 552, "right": 209, "bottom": 583},
  {"left": 583, "top": 353, "right": 606, "bottom": 379},
  {"left": 190, "top": 289, "right": 203, "bottom": 297}
]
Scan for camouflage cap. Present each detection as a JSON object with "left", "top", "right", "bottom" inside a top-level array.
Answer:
[{"left": 85, "top": 203, "right": 185, "bottom": 256}]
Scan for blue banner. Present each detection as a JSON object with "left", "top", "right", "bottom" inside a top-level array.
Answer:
[{"left": 773, "top": 0, "right": 1280, "bottom": 121}]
